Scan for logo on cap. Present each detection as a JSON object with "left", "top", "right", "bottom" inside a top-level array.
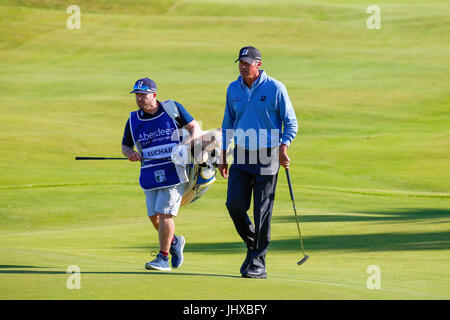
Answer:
[
  {"left": 242, "top": 49, "right": 248, "bottom": 56},
  {"left": 130, "top": 77, "right": 157, "bottom": 94}
]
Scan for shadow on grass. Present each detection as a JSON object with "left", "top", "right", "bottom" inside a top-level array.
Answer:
[
  {"left": 122, "top": 229, "right": 450, "bottom": 254},
  {"left": 269, "top": 231, "right": 450, "bottom": 252},
  {"left": 182, "top": 208, "right": 450, "bottom": 253},
  {"left": 182, "top": 231, "right": 450, "bottom": 253},
  {"left": 0, "top": 265, "right": 49, "bottom": 269},
  {"left": 272, "top": 208, "right": 450, "bottom": 224},
  {"left": 120, "top": 242, "right": 247, "bottom": 254},
  {"left": 0, "top": 267, "right": 240, "bottom": 279}
]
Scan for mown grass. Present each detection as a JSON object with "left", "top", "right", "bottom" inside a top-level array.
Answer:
[{"left": 0, "top": 0, "right": 449, "bottom": 299}]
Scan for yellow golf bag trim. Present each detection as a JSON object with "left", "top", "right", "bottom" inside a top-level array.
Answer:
[{"left": 180, "top": 163, "right": 216, "bottom": 207}]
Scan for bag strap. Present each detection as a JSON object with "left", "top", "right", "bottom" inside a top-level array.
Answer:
[{"left": 160, "top": 99, "right": 181, "bottom": 127}]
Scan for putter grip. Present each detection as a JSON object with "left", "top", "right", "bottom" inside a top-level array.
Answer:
[{"left": 285, "top": 169, "right": 295, "bottom": 201}]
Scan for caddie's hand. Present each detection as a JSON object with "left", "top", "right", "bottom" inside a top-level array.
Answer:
[
  {"left": 279, "top": 144, "right": 290, "bottom": 169},
  {"left": 218, "top": 164, "right": 229, "bottom": 179},
  {"left": 126, "top": 150, "right": 142, "bottom": 162}
]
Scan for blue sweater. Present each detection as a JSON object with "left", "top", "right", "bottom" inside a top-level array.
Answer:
[{"left": 221, "top": 70, "right": 298, "bottom": 151}]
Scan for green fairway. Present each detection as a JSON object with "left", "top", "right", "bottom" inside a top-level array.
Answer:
[{"left": 0, "top": 0, "right": 449, "bottom": 300}]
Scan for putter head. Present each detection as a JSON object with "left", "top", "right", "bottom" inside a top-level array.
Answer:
[{"left": 297, "top": 255, "right": 309, "bottom": 265}]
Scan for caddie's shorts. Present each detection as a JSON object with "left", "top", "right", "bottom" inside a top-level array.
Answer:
[{"left": 144, "top": 182, "right": 187, "bottom": 217}]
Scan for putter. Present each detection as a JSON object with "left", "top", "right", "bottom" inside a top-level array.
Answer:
[
  {"left": 76, "top": 140, "right": 150, "bottom": 161},
  {"left": 285, "top": 168, "right": 309, "bottom": 265}
]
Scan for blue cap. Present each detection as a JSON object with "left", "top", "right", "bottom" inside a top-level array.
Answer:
[{"left": 130, "top": 77, "right": 157, "bottom": 94}]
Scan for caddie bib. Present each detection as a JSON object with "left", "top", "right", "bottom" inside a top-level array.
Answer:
[{"left": 129, "top": 108, "right": 187, "bottom": 190}]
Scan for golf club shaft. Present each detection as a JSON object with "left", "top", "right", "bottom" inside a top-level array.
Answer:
[
  {"left": 285, "top": 168, "right": 307, "bottom": 257},
  {"left": 75, "top": 157, "right": 128, "bottom": 160},
  {"left": 75, "top": 156, "right": 170, "bottom": 161}
]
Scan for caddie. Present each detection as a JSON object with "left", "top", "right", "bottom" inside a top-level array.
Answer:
[{"left": 122, "top": 77, "right": 200, "bottom": 271}]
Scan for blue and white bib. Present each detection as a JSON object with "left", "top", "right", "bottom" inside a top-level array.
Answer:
[{"left": 129, "top": 108, "right": 188, "bottom": 190}]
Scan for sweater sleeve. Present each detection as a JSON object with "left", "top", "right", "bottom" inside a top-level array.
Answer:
[
  {"left": 277, "top": 85, "right": 298, "bottom": 146},
  {"left": 221, "top": 85, "right": 236, "bottom": 151}
]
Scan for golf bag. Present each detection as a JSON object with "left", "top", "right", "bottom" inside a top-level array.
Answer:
[
  {"left": 180, "top": 162, "right": 216, "bottom": 206},
  {"left": 177, "top": 128, "right": 221, "bottom": 206},
  {"left": 161, "top": 100, "right": 221, "bottom": 206}
]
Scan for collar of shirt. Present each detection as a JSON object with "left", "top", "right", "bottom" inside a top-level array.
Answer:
[
  {"left": 238, "top": 70, "right": 267, "bottom": 93},
  {"left": 138, "top": 100, "right": 162, "bottom": 119}
]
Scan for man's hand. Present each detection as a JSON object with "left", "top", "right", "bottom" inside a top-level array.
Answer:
[
  {"left": 122, "top": 144, "right": 142, "bottom": 162},
  {"left": 126, "top": 149, "right": 142, "bottom": 162},
  {"left": 279, "top": 143, "right": 290, "bottom": 169},
  {"left": 218, "top": 163, "right": 229, "bottom": 179},
  {"left": 218, "top": 150, "right": 229, "bottom": 179}
]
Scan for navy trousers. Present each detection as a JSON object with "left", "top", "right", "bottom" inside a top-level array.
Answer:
[{"left": 226, "top": 154, "right": 279, "bottom": 269}]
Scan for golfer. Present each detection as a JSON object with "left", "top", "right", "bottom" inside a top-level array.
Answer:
[
  {"left": 219, "top": 46, "right": 298, "bottom": 278},
  {"left": 122, "top": 77, "right": 200, "bottom": 271}
]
